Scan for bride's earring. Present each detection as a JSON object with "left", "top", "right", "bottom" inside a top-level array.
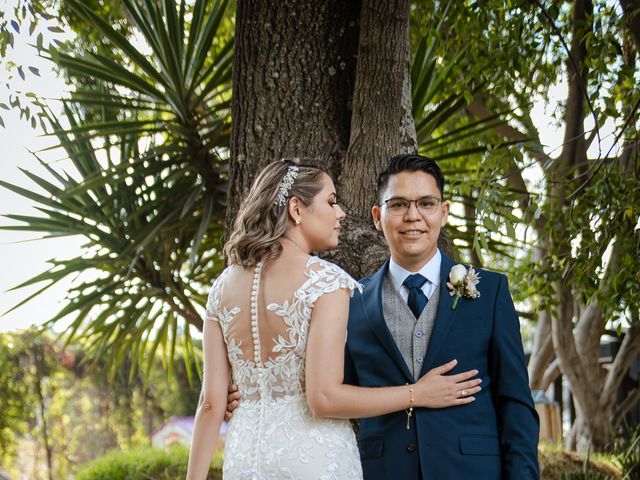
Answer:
[{"left": 295, "top": 218, "right": 301, "bottom": 225}]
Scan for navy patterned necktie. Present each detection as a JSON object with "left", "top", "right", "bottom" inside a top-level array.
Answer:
[{"left": 403, "top": 274, "right": 428, "bottom": 318}]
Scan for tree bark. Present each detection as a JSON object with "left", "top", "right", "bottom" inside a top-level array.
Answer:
[
  {"left": 602, "top": 320, "right": 640, "bottom": 415},
  {"left": 558, "top": 0, "right": 591, "bottom": 177},
  {"left": 574, "top": 303, "right": 604, "bottom": 390},
  {"left": 541, "top": 359, "right": 561, "bottom": 392},
  {"left": 33, "top": 351, "right": 54, "bottom": 480},
  {"left": 341, "top": 0, "right": 416, "bottom": 219},
  {"left": 619, "top": 0, "right": 640, "bottom": 54},
  {"left": 228, "top": 0, "right": 424, "bottom": 278},
  {"left": 613, "top": 387, "right": 640, "bottom": 427},
  {"left": 228, "top": 0, "right": 361, "bottom": 220},
  {"left": 528, "top": 311, "right": 554, "bottom": 389},
  {"left": 330, "top": 0, "right": 418, "bottom": 276}
]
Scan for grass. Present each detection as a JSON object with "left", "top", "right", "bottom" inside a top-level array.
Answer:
[
  {"left": 74, "top": 441, "right": 632, "bottom": 479},
  {"left": 539, "top": 442, "right": 622, "bottom": 480}
]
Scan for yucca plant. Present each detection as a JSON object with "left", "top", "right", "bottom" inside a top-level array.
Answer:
[{"left": 1, "top": 0, "right": 233, "bottom": 380}]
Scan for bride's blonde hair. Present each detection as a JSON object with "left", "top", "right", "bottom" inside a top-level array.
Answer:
[{"left": 225, "top": 160, "right": 326, "bottom": 267}]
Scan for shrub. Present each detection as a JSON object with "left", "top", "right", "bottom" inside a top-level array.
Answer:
[{"left": 74, "top": 445, "right": 222, "bottom": 480}]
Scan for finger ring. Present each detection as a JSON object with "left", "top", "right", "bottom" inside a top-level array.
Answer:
[{"left": 461, "top": 390, "right": 467, "bottom": 396}]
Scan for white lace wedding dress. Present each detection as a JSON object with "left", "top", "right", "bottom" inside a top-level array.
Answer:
[{"left": 205, "top": 256, "right": 363, "bottom": 480}]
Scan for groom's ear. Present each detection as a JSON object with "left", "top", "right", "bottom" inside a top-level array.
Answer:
[
  {"left": 440, "top": 200, "right": 450, "bottom": 227},
  {"left": 371, "top": 205, "right": 383, "bottom": 231}
]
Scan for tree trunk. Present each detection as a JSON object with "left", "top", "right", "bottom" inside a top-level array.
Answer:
[
  {"left": 228, "top": 0, "right": 360, "bottom": 217},
  {"left": 571, "top": 414, "right": 614, "bottom": 452},
  {"left": 619, "top": 0, "right": 640, "bottom": 53},
  {"left": 330, "top": 0, "right": 418, "bottom": 276},
  {"left": 528, "top": 311, "right": 554, "bottom": 389},
  {"left": 33, "top": 352, "right": 54, "bottom": 480},
  {"left": 228, "top": 0, "right": 421, "bottom": 277},
  {"left": 340, "top": 0, "right": 416, "bottom": 220},
  {"left": 546, "top": 0, "right": 625, "bottom": 452}
]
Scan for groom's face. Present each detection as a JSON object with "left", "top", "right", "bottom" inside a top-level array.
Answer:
[{"left": 372, "top": 171, "right": 449, "bottom": 271}]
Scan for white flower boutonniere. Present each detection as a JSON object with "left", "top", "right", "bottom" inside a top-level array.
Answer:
[{"left": 447, "top": 264, "right": 481, "bottom": 310}]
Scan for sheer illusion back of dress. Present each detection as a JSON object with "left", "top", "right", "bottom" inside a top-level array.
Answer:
[{"left": 205, "top": 256, "right": 363, "bottom": 480}]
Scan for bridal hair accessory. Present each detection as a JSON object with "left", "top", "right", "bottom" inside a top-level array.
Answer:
[
  {"left": 447, "top": 264, "right": 481, "bottom": 310},
  {"left": 274, "top": 166, "right": 300, "bottom": 207}
]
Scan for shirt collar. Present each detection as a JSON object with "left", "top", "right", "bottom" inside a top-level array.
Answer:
[{"left": 388, "top": 249, "right": 441, "bottom": 291}]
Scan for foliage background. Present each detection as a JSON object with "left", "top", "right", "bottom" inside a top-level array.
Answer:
[{"left": 0, "top": 0, "right": 638, "bottom": 476}]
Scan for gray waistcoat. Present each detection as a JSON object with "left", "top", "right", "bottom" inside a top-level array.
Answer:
[{"left": 382, "top": 273, "right": 440, "bottom": 380}]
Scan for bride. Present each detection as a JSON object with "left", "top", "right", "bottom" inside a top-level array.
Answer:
[{"left": 186, "top": 160, "right": 481, "bottom": 479}]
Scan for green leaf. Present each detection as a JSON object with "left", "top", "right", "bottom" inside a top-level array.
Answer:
[
  {"left": 66, "top": 0, "right": 170, "bottom": 90},
  {"left": 2, "top": 0, "right": 232, "bottom": 381}
]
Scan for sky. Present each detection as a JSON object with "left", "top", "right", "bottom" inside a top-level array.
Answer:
[
  {"left": 0, "top": 3, "right": 618, "bottom": 334},
  {"left": 0, "top": 1, "right": 81, "bottom": 332}
]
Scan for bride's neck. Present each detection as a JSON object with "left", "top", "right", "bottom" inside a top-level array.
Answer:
[{"left": 279, "top": 235, "right": 310, "bottom": 256}]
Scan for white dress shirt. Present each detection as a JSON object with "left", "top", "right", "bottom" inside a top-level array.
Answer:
[{"left": 388, "top": 249, "right": 441, "bottom": 302}]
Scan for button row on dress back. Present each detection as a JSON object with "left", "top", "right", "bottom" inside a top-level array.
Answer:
[{"left": 251, "top": 262, "right": 263, "bottom": 367}]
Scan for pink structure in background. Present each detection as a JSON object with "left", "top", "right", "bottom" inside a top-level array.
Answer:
[{"left": 151, "top": 416, "right": 227, "bottom": 450}]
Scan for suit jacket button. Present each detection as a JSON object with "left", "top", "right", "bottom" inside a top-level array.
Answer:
[{"left": 406, "top": 443, "right": 417, "bottom": 452}]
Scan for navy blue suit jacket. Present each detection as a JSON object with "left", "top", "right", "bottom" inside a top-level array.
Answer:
[{"left": 345, "top": 254, "right": 539, "bottom": 479}]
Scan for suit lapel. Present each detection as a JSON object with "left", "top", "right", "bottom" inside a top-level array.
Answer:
[
  {"left": 420, "top": 254, "right": 461, "bottom": 376},
  {"left": 362, "top": 260, "right": 414, "bottom": 383}
]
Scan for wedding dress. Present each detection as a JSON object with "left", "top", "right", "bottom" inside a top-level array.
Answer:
[{"left": 205, "top": 256, "right": 363, "bottom": 479}]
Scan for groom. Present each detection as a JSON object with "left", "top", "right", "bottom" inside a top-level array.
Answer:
[{"left": 345, "top": 154, "right": 539, "bottom": 479}]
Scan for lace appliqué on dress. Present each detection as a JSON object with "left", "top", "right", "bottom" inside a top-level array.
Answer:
[{"left": 203, "top": 257, "right": 363, "bottom": 480}]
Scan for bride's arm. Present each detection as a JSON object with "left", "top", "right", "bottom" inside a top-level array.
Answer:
[
  {"left": 186, "top": 319, "right": 230, "bottom": 480},
  {"left": 305, "top": 289, "right": 481, "bottom": 419}
]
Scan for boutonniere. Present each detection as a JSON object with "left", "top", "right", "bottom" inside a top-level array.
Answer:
[{"left": 447, "top": 264, "right": 481, "bottom": 310}]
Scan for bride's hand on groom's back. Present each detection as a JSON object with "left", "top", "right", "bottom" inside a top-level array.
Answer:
[{"left": 413, "top": 359, "right": 481, "bottom": 409}]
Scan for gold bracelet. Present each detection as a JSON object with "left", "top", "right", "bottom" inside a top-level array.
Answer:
[{"left": 405, "top": 383, "right": 414, "bottom": 430}]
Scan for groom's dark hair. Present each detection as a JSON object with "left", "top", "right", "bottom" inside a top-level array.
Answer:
[{"left": 376, "top": 154, "right": 445, "bottom": 203}]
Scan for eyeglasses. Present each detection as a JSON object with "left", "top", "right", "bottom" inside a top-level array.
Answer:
[{"left": 382, "top": 196, "right": 442, "bottom": 216}]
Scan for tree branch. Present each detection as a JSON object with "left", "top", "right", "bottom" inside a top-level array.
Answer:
[
  {"left": 619, "top": 0, "right": 640, "bottom": 54},
  {"left": 463, "top": 192, "right": 482, "bottom": 267},
  {"left": 612, "top": 387, "right": 640, "bottom": 428},
  {"left": 465, "top": 100, "right": 534, "bottom": 212},
  {"left": 541, "top": 358, "right": 562, "bottom": 391},
  {"left": 574, "top": 303, "right": 605, "bottom": 389},
  {"left": 464, "top": 98, "right": 548, "bottom": 234},
  {"left": 554, "top": 0, "right": 592, "bottom": 183},
  {"left": 549, "top": 0, "right": 596, "bottom": 420},
  {"left": 466, "top": 98, "right": 552, "bottom": 167},
  {"left": 601, "top": 320, "right": 640, "bottom": 413},
  {"left": 528, "top": 312, "right": 555, "bottom": 389},
  {"left": 164, "top": 294, "right": 203, "bottom": 332}
]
